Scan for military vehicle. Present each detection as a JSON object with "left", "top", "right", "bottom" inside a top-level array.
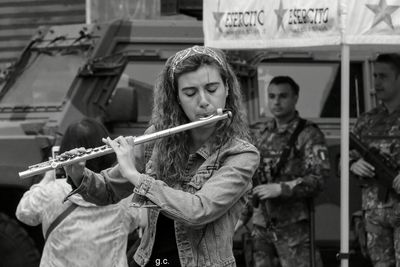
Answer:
[
  {"left": 0, "top": 19, "right": 202, "bottom": 266},
  {"left": 0, "top": 18, "right": 375, "bottom": 266}
]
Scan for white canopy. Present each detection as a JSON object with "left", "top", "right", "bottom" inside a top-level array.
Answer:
[
  {"left": 203, "top": 1, "right": 400, "bottom": 266},
  {"left": 204, "top": 0, "right": 400, "bottom": 51}
]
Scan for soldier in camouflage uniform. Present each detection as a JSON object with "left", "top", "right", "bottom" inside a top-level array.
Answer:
[
  {"left": 350, "top": 53, "right": 400, "bottom": 267},
  {"left": 236, "top": 76, "right": 330, "bottom": 267}
]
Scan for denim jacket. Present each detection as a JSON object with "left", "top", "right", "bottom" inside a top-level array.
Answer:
[{"left": 73, "top": 135, "right": 259, "bottom": 267}]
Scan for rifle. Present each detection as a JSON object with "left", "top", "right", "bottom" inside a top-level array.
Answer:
[
  {"left": 349, "top": 132, "right": 399, "bottom": 200},
  {"left": 252, "top": 158, "right": 277, "bottom": 240}
]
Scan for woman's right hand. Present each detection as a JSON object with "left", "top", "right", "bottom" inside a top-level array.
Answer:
[
  {"left": 103, "top": 136, "right": 140, "bottom": 186},
  {"left": 62, "top": 148, "right": 87, "bottom": 186}
]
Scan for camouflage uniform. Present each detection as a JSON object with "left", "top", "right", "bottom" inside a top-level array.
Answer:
[
  {"left": 241, "top": 113, "right": 330, "bottom": 267},
  {"left": 351, "top": 104, "right": 400, "bottom": 267}
]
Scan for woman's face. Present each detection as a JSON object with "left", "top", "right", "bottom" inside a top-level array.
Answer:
[{"left": 177, "top": 65, "right": 228, "bottom": 123}]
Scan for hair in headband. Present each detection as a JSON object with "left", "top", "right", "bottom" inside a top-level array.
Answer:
[{"left": 169, "top": 46, "right": 226, "bottom": 84}]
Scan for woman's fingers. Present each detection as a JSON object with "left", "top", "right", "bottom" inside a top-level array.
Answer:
[
  {"left": 104, "top": 136, "right": 135, "bottom": 151},
  {"left": 125, "top": 136, "right": 135, "bottom": 145},
  {"left": 106, "top": 137, "right": 119, "bottom": 151}
]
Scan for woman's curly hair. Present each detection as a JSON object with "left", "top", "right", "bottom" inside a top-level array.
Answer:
[{"left": 150, "top": 47, "right": 249, "bottom": 185}]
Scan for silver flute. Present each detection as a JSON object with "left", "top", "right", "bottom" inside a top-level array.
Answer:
[{"left": 19, "top": 109, "right": 232, "bottom": 179}]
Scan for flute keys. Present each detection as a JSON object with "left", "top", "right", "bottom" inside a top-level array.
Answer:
[
  {"left": 51, "top": 161, "right": 59, "bottom": 169},
  {"left": 28, "top": 161, "right": 51, "bottom": 169}
]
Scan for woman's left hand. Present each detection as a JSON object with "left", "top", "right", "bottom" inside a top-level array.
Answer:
[{"left": 103, "top": 136, "right": 139, "bottom": 185}]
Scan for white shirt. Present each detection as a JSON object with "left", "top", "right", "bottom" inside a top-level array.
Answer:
[{"left": 16, "top": 174, "right": 140, "bottom": 267}]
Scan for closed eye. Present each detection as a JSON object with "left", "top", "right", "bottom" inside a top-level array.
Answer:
[
  {"left": 182, "top": 88, "right": 196, "bottom": 97},
  {"left": 206, "top": 83, "right": 219, "bottom": 93}
]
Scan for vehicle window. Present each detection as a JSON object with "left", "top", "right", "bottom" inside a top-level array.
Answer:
[
  {"left": 257, "top": 62, "right": 365, "bottom": 118},
  {"left": 0, "top": 51, "right": 85, "bottom": 107},
  {"left": 123, "top": 62, "right": 164, "bottom": 122}
]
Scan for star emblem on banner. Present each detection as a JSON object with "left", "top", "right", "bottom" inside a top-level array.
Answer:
[
  {"left": 274, "top": 0, "right": 287, "bottom": 30},
  {"left": 213, "top": 12, "right": 225, "bottom": 33},
  {"left": 366, "top": 0, "right": 400, "bottom": 29}
]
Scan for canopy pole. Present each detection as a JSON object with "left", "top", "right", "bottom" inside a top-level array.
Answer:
[
  {"left": 86, "top": 0, "right": 91, "bottom": 24},
  {"left": 340, "top": 43, "right": 350, "bottom": 267}
]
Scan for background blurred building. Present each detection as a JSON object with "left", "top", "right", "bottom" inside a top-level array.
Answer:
[{"left": 0, "top": 0, "right": 84, "bottom": 69}]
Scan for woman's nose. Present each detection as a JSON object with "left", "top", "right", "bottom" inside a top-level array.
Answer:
[{"left": 198, "top": 91, "right": 210, "bottom": 107}]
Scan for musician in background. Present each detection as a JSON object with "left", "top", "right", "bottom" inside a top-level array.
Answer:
[
  {"left": 16, "top": 118, "right": 143, "bottom": 267},
  {"left": 350, "top": 53, "right": 400, "bottom": 267},
  {"left": 63, "top": 46, "right": 260, "bottom": 267}
]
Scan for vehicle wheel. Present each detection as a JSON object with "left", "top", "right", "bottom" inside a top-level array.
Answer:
[{"left": 0, "top": 213, "right": 41, "bottom": 267}]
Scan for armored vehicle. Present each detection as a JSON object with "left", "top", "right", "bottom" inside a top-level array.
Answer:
[{"left": 0, "top": 19, "right": 202, "bottom": 266}]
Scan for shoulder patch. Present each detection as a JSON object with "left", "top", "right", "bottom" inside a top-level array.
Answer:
[{"left": 313, "top": 145, "right": 328, "bottom": 161}]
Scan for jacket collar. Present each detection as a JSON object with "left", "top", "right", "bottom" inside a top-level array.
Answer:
[{"left": 195, "top": 141, "right": 214, "bottom": 160}]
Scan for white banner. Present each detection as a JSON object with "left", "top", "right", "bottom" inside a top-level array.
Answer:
[
  {"left": 345, "top": 0, "right": 400, "bottom": 45},
  {"left": 204, "top": 0, "right": 400, "bottom": 49},
  {"left": 203, "top": 0, "right": 341, "bottom": 49}
]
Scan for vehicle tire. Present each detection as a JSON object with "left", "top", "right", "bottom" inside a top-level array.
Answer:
[{"left": 0, "top": 213, "right": 41, "bottom": 267}]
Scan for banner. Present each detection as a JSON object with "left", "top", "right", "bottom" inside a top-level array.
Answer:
[
  {"left": 204, "top": 0, "right": 400, "bottom": 49},
  {"left": 203, "top": 0, "right": 341, "bottom": 49},
  {"left": 345, "top": 0, "right": 400, "bottom": 45}
]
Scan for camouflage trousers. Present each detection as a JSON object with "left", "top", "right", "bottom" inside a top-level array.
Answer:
[
  {"left": 252, "top": 221, "right": 323, "bottom": 267},
  {"left": 364, "top": 206, "right": 400, "bottom": 267}
]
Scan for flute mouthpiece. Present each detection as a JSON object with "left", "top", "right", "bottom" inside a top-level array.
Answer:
[{"left": 216, "top": 108, "right": 223, "bottom": 115}]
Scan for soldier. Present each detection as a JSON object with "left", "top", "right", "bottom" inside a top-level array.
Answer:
[
  {"left": 236, "top": 76, "right": 330, "bottom": 267},
  {"left": 350, "top": 53, "right": 400, "bottom": 267}
]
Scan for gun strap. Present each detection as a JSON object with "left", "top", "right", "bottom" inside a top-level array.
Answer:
[
  {"left": 260, "top": 118, "right": 308, "bottom": 230},
  {"left": 274, "top": 118, "right": 307, "bottom": 177}
]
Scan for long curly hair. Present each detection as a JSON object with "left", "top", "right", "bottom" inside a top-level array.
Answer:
[{"left": 150, "top": 46, "right": 249, "bottom": 185}]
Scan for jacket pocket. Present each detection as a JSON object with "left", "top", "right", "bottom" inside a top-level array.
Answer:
[{"left": 187, "top": 168, "right": 214, "bottom": 192}]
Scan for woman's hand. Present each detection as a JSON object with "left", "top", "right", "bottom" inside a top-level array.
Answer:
[{"left": 103, "top": 136, "right": 140, "bottom": 186}]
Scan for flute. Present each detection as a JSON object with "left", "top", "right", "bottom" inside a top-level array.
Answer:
[{"left": 19, "top": 109, "right": 232, "bottom": 179}]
